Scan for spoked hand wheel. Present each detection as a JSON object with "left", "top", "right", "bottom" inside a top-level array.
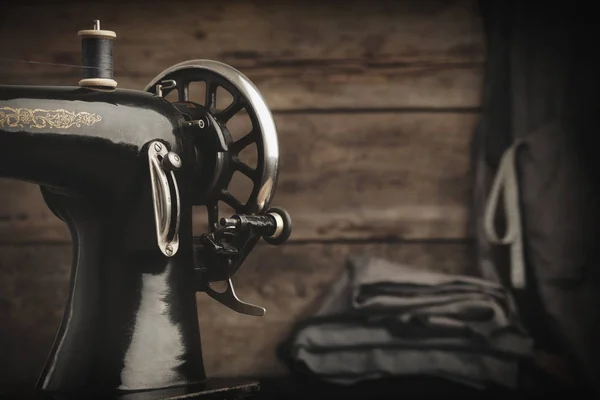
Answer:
[
  {"left": 144, "top": 60, "right": 291, "bottom": 315},
  {"left": 144, "top": 60, "right": 280, "bottom": 231}
]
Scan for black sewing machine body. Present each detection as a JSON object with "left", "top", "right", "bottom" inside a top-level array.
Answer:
[
  {"left": 0, "top": 22, "right": 291, "bottom": 399},
  {"left": 0, "top": 85, "right": 207, "bottom": 393},
  {"left": 0, "top": 86, "right": 186, "bottom": 196}
]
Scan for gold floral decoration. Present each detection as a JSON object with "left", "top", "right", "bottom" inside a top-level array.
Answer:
[{"left": 0, "top": 107, "right": 102, "bottom": 129}]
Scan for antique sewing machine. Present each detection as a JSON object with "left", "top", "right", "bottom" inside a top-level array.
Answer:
[{"left": 0, "top": 21, "right": 291, "bottom": 399}]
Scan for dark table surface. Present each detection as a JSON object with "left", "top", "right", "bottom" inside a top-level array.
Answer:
[{"left": 0, "top": 373, "right": 594, "bottom": 400}]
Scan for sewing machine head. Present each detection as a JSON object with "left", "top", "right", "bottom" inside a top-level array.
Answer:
[{"left": 0, "top": 21, "right": 291, "bottom": 397}]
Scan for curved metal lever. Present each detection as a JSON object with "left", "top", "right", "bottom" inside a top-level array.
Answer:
[
  {"left": 205, "top": 279, "right": 266, "bottom": 316},
  {"left": 148, "top": 141, "right": 181, "bottom": 257}
]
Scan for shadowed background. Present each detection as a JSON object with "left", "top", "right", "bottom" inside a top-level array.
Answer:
[{"left": 0, "top": 0, "right": 484, "bottom": 393}]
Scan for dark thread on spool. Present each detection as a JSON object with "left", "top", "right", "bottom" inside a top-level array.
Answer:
[
  {"left": 78, "top": 21, "right": 117, "bottom": 88},
  {"left": 81, "top": 37, "right": 114, "bottom": 80}
]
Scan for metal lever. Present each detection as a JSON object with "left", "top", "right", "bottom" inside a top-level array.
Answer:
[
  {"left": 193, "top": 207, "right": 291, "bottom": 316},
  {"left": 148, "top": 141, "right": 182, "bottom": 257},
  {"left": 205, "top": 279, "right": 266, "bottom": 317}
]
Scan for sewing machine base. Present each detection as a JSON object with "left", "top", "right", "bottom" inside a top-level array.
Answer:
[{"left": 39, "top": 379, "right": 260, "bottom": 400}]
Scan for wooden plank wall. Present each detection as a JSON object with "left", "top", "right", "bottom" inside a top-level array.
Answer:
[{"left": 0, "top": 0, "right": 484, "bottom": 388}]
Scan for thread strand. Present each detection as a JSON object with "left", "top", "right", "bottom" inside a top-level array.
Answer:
[{"left": 0, "top": 57, "right": 128, "bottom": 74}]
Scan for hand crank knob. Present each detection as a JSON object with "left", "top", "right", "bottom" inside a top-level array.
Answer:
[
  {"left": 263, "top": 207, "right": 292, "bottom": 246},
  {"left": 162, "top": 151, "right": 182, "bottom": 171}
]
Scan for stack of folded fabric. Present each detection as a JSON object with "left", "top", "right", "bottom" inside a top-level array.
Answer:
[{"left": 279, "top": 256, "right": 533, "bottom": 390}]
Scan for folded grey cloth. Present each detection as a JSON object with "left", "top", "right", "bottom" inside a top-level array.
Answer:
[{"left": 280, "top": 256, "right": 534, "bottom": 389}]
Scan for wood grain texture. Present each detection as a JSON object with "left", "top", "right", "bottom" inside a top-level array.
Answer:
[
  {"left": 0, "top": 241, "right": 473, "bottom": 383},
  {"left": 2, "top": 65, "right": 483, "bottom": 111},
  {"left": 0, "top": 1, "right": 484, "bottom": 67},
  {"left": 0, "top": 112, "right": 477, "bottom": 243},
  {"left": 0, "top": 1, "right": 484, "bottom": 110}
]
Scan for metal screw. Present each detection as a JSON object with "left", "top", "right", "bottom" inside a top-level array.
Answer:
[
  {"left": 165, "top": 244, "right": 173, "bottom": 256},
  {"left": 154, "top": 142, "right": 162, "bottom": 152}
]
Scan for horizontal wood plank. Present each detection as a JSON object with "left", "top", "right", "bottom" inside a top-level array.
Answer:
[
  {"left": 0, "top": 112, "right": 477, "bottom": 243},
  {"left": 0, "top": 1, "right": 484, "bottom": 70},
  {"left": 1, "top": 65, "right": 484, "bottom": 111},
  {"left": 0, "top": 241, "right": 473, "bottom": 383},
  {"left": 0, "top": 1, "right": 484, "bottom": 110}
]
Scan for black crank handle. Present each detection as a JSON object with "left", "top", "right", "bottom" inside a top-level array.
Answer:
[{"left": 220, "top": 206, "right": 292, "bottom": 245}]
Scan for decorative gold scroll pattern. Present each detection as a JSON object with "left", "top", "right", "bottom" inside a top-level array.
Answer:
[{"left": 0, "top": 107, "right": 102, "bottom": 129}]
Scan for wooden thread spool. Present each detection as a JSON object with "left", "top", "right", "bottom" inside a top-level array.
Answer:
[{"left": 78, "top": 20, "right": 117, "bottom": 89}]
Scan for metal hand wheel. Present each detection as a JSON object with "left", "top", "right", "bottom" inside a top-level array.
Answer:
[{"left": 144, "top": 60, "right": 280, "bottom": 230}]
